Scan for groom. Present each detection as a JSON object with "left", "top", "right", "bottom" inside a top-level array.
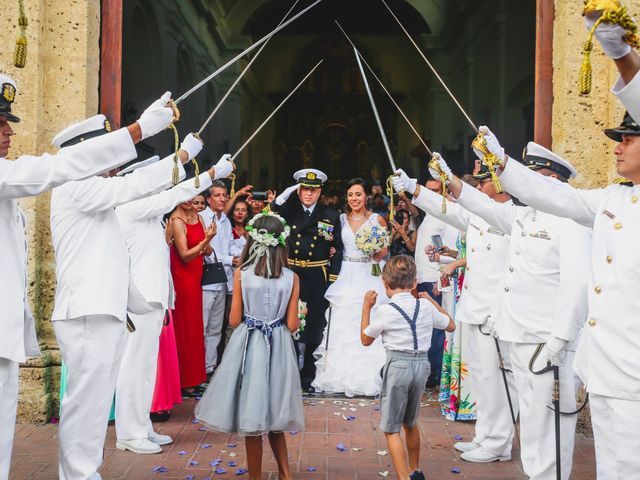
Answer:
[{"left": 271, "top": 169, "right": 343, "bottom": 391}]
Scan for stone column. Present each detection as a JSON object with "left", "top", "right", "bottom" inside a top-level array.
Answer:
[
  {"left": 551, "top": 0, "right": 640, "bottom": 188},
  {"left": 0, "top": 0, "right": 101, "bottom": 422}
]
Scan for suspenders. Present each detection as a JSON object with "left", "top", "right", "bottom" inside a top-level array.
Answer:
[{"left": 388, "top": 299, "right": 421, "bottom": 351}]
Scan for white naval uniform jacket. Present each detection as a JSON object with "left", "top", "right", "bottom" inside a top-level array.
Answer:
[
  {"left": 612, "top": 70, "right": 640, "bottom": 124},
  {"left": 413, "top": 187, "right": 512, "bottom": 325},
  {"left": 115, "top": 171, "right": 213, "bottom": 311},
  {"left": 50, "top": 153, "right": 186, "bottom": 323},
  {"left": 500, "top": 159, "right": 640, "bottom": 400},
  {"left": 0, "top": 127, "right": 137, "bottom": 363},
  {"left": 456, "top": 181, "right": 591, "bottom": 345},
  {"left": 415, "top": 211, "right": 458, "bottom": 284}
]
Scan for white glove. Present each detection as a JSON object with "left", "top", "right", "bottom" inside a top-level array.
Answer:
[
  {"left": 275, "top": 184, "right": 299, "bottom": 206},
  {"left": 392, "top": 169, "right": 417, "bottom": 195},
  {"left": 179, "top": 133, "right": 203, "bottom": 160},
  {"left": 482, "top": 315, "right": 498, "bottom": 338},
  {"left": 541, "top": 336, "right": 568, "bottom": 367},
  {"left": 585, "top": 12, "right": 633, "bottom": 59},
  {"left": 213, "top": 154, "right": 234, "bottom": 180},
  {"left": 428, "top": 152, "right": 452, "bottom": 185},
  {"left": 137, "top": 91, "right": 174, "bottom": 140},
  {"left": 473, "top": 126, "right": 505, "bottom": 163}
]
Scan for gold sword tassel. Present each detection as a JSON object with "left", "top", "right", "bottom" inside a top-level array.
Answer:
[
  {"left": 471, "top": 130, "right": 504, "bottom": 193},
  {"left": 386, "top": 175, "right": 396, "bottom": 219},
  {"left": 166, "top": 100, "right": 181, "bottom": 185},
  {"left": 14, "top": 0, "right": 28, "bottom": 68},
  {"left": 580, "top": 0, "right": 640, "bottom": 94},
  {"left": 427, "top": 155, "right": 448, "bottom": 213}
]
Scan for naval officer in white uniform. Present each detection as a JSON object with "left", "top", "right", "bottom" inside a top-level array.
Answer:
[
  {"left": 429, "top": 146, "right": 591, "bottom": 480},
  {"left": 114, "top": 151, "right": 234, "bottom": 454},
  {"left": 392, "top": 164, "right": 519, "bottom": 464},
  {"left": 0, "top": 75, "right": 175, "bottom": 480},
  {"left": 50, "top": 110, "right": 196, "bottom": 480}
]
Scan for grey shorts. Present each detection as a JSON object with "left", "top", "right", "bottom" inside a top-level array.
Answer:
[{"left": 379, "top": 350, "right": 430, "bottom": 433}]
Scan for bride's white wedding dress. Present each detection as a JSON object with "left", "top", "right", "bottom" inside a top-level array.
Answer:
[{"left": 312, "top": 212, "right": 387, "bottom": 397}]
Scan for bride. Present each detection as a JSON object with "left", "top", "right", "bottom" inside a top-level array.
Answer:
[{"left": 313, "top": 178, "right": 389, "bottom": 397}]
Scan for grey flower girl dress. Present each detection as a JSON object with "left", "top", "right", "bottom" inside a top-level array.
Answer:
[{"left": 195, "top": 267, "right": 304, "bottom": 435}]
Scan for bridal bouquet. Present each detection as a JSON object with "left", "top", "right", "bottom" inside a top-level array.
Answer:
[
  {"left": 293, "top": 300, "right": 307, "bottom": 340},
  {"left": 355, "top": 225, "right": 390, "bottom": 276}
]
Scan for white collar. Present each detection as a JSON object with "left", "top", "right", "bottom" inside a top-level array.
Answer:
[
  {"left": 389, "top": 291, "right": 415, "bottom": 302},
  {"left": 205, "top": 207, "right": 227, "bottom": 221},
  {"left": 303, "top": 203, "right": 317, "bottom": 215}
]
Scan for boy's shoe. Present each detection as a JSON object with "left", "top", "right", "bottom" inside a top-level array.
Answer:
[
  {"left": 460, "top": 446, "right": 511, "bottom": 463},
  {"left": 410, "top": 470, "right": 426, "bottom": 480},
  {"left": 453, "top": 440, "right": 480, "bottom": 453}
]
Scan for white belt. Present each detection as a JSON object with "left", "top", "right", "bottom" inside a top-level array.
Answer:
[{"left": 343, "top": 255, "right": 371, "bottom": 263}]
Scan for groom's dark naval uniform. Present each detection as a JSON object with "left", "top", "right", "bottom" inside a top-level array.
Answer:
[{"left": 270, "top": 170, "right": 343, "bottom": 390}]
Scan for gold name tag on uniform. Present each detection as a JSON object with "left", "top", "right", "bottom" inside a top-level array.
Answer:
[
  {"left": 530, "top": 230, "right": 551, "bottom": 240},
  {"left": 602, "top": 209, "right": 616, "bottom": 220}
]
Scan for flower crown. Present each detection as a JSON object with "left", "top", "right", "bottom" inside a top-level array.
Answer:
[{"left": 245, "top": 209, "right": 291, "bottom": 247}]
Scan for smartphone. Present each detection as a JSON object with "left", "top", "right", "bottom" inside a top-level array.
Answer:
[
  {"left": 252, "top": 191, "right": 267, "bottom": 201},
  {"left": 431, "top": 234, "right": 443, "bottom": 251}
]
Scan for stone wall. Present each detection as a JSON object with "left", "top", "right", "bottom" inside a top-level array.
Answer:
[{"left": 1, "top": 0, "right": 101, "bottom": 422}]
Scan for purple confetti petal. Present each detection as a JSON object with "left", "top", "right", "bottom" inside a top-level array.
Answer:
[
  {"left": 306, "top": 466, "right": 317, "bottom": 472},
  {"left": 198, "top": 426, "right": 206, "bottom": 431},
  {"left": 227, "top": 443, "right": 237, "bottom": 448},
  {"left": 185, "top": 476, "right": 195, "bottom": 480},
  {"left": 152, "top": 466, "right": 168, "bottom": 473},
  {"left": 373, "top": 406, "right": 380, "bottom": 411},
  {"left": 228, "top": 461, "right": 237, "bottom": 467},
  {"left": 336, "top": 442, "right": 347, "bottom": 452},
  {"left": 346, "top": 415, "right": 356, "bottom": 421},
  {"left": 201, "top": 443, "right": 211, "bottom": 449},
  {"left": 234, "top": 468, "right": 248, "bottom": 475},
  {"left": 189, "top": 460, "right": 199, "bottom": 466},
  {"left": 178, "top": 450, "right": 187, "bottom": 456},
  {"left": 192, "top": 419, "right": 199, "bottom": 424},
  {"left": 451, "top": 467, "right": 461, "bottom": 474},
  {"left": 215, "top": 467, "right": 227, "bottom": 474},
  {"left": 454, "top": 434, "right": 463, "bottom": 440},
  {"left": 290, "top": 430, "right": 299, "bottom": 435},
  {"left": 209, "top": 459, "right": 222, "bottom": 467}
]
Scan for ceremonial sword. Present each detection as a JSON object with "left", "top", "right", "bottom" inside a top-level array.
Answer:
[
  {"left": 196, "top": 0, "right": 301, "bottom": 136},
  {"left": 174, "top": 0, "right": 323, "bottom": 105},
  {"left": 228, "top": 59, "right": 323, "bottom": 162}
]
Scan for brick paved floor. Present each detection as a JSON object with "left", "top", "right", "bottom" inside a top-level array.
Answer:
[{"left": 11, "top": 390, "right": 596, "bottom": 479}]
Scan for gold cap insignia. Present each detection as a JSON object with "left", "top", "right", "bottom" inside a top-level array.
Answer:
[
  {"left": 2, "top": 83, "right": 16, "bottom": 103},
  {"left": 104, "top": 119, "right": 112, "bottom": 132},
  {"left": 306, "top": 172, "right": 317, "bottom": 180}
]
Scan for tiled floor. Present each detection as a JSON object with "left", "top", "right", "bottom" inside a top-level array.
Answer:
[{"left": 11, "top": 391, "right": 596, "bottom": 479}]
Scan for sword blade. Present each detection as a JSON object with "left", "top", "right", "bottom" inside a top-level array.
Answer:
[
  {"left": 378, "top": 0, "right": 478, "bottom": 133},
  {"left": 197, "top": 0, "right": 301, "bottom": 135},
  {"left": 230, "top": 59, "right": 323, "bottom": 162},
  {"left": 175, "top": 0, "right": 323, "bottom": 104},
  {"left": 353, "top": 47, "right": 396, "bottom": 172},
  {"left": 336, "top": 21, "right": 432, "bottom": 157}
]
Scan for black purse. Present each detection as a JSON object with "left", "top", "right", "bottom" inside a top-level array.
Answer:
[{"left": 201, "top": 250, "right": 228, "bottom": 286}]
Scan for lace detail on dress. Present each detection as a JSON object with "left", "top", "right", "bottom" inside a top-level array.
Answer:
[{"left": 340, "top": 212, "right": 379, "bottom": 257}]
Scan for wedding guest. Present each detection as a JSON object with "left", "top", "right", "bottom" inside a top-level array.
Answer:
[
  {"left": 229, "top": 199, "right": 250, "bottom": 263},
  {"left": 389, "top": 209, "right": 417, "bottom": 257},
  {"left": 192, "top": 193, "right": 206, "bottom": 213}
]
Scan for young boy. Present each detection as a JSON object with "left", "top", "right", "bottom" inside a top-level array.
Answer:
[{"left": 361, "top": 255, "right": 455, "bottom": 480}]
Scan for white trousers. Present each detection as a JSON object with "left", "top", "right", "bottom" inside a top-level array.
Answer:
[
  {"left": 55, "top": 315, "right": 127, "bottom": 480},
  {"left": 461, "top": 323, "right": 518, "bottom": 456},
  {"left": 115, "top": 308, "right": 164, "bottom": 441},
  {"left": 590, "top": 393, "right": 640, "bottom": 479},
  {"left": 202, "top": 289, "right": 226, "bottom": 372},
  {"left": 510, "top": 342, "right": 577, "bottom": 480},
  {"left": 0, "top": 359, "right": 18, "bottom": 480}
]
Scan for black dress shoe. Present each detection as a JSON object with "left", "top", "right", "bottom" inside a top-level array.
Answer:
[
  {"left": 410, "top": 470, "right": 426, "bottom": 480},
  {"left": 303, "top": 385, "right": 316, "bottom": 394},
  {"left": 150, "top": 411, "right": 170, "bottom": 423}
]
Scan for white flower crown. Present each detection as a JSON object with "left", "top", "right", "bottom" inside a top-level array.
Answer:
[{"left": 245, "top": 209, "right": 291, "bottom": 247}]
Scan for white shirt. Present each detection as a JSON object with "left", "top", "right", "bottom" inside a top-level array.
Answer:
[
  {"left": 365, "top": 292, "right": 450, "bottom": 352},
  {"left": 457, "top": 181, "right": 591, "bottom": 344},
  {"left": 50, "top": 154, "right": 184, "bottom": 322},
  {"left": 116, "top": 172, "right": 213, "bottom": 310},
  {"left": 202, "top": 207, "right": 234, "bottom": 292},
  {"left": 500, "top": 158, "right": 640, "bottom": 400},
  {"left": 0, "top": 127, "right": 137, "bottom": 363},
  {"left": 413, "top": 187, "right": 512, "bottom": 325},
  {"left": 415, "top": 211, "right": 458, "bottom": 283}
]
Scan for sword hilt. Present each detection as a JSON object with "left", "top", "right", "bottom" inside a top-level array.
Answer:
[
  {"left": 471, "top": 131, "right": 504, "bottom": 193},
  {"left": 428, "top": 155, "right": 448, "bottom": 213}
]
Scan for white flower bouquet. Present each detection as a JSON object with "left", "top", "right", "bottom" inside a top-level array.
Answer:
[{"left": 355, "top": 225, "right": 390, "bottom": 276}]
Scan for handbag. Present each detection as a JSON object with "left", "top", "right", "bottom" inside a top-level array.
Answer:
[{"left": 201, "top": 250, "right": 228, "bottom": 286}]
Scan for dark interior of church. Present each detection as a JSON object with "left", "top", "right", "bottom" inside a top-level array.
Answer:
[{"left": 120, "top": 0, "right": 535, "bottom": 193}]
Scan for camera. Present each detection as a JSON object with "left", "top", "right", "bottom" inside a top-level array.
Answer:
[{"left": 252, "top": 191, "right": 268, "bottom": 201}]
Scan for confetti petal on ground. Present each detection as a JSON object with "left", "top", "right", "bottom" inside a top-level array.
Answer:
[
  {"left": 228, "top": 443, "right": 237, "bottom": 448},
  {"left": 209, "top": 459, "right": 222, "bottom": 467},
  {"left": 346, "top": 415, "right": 356, "bottom": 421},
  {"left": 152, "top": 466, "right": 168, "bottom": 473},
  {"left": 229, "top": 452, "right": 237, "bottom": 457},
  {"left": 228, "top": 461, "right": 237, "bottom": 467},
  {"left": 451, "top": 467, "right": 461, "bottom": 473},
  {"left": 373, "top": 406, "right": 380, "bottom": 411},
  {"left": 178, "top": 451, "right": 187, "bottom": 456},
  {"left": 201, "top": 443, "right": 211, "bottom": 449},
  {"left": 290, "top": 431, "right": 299, "bottom": 435},
  {"left": 185, "top": 476, "right": 195, "bottom": 480},
  {"left": 377, "top": 450, "right": 388, "bottom": 456},
  {"left": 349, "top": 407, "right": 357, "bottom": 411},
  {"left": 191, "top": 419, "right": 199, "bottom": 424},
  {"left": 454, "top": 434, "right": 463, "bottom": 440},
  {"left": 189, "top": 460, "right": 199, "bottom": 466},
  {"left": 336, "top": 442, "right": 347, "bottom": 451},
  {"left": 306, "top": 467, "right": 317, "bottom": 472},
  {"left": 215, "top": 467, "right": 227, "bottom": 474},
  {"left": 379, "top": 471, "right": 389, "bottom": 477},
  {"left": 198, "top": 426, "right": 206, "bottom": 431},
  {"left": 234, "top": 468, "right": 248, "bottom": 475},
  {"left": 352, "top": 447, "right": 362, "bottom": 452}
]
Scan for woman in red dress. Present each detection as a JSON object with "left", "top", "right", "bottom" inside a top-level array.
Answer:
[{"left": 168, "top": 199, "right": 216, "bottom": 396}]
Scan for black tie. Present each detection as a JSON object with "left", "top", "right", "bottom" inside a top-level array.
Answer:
[{"left": 305, "top": 209, "right": 311, "bottom": 218}]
